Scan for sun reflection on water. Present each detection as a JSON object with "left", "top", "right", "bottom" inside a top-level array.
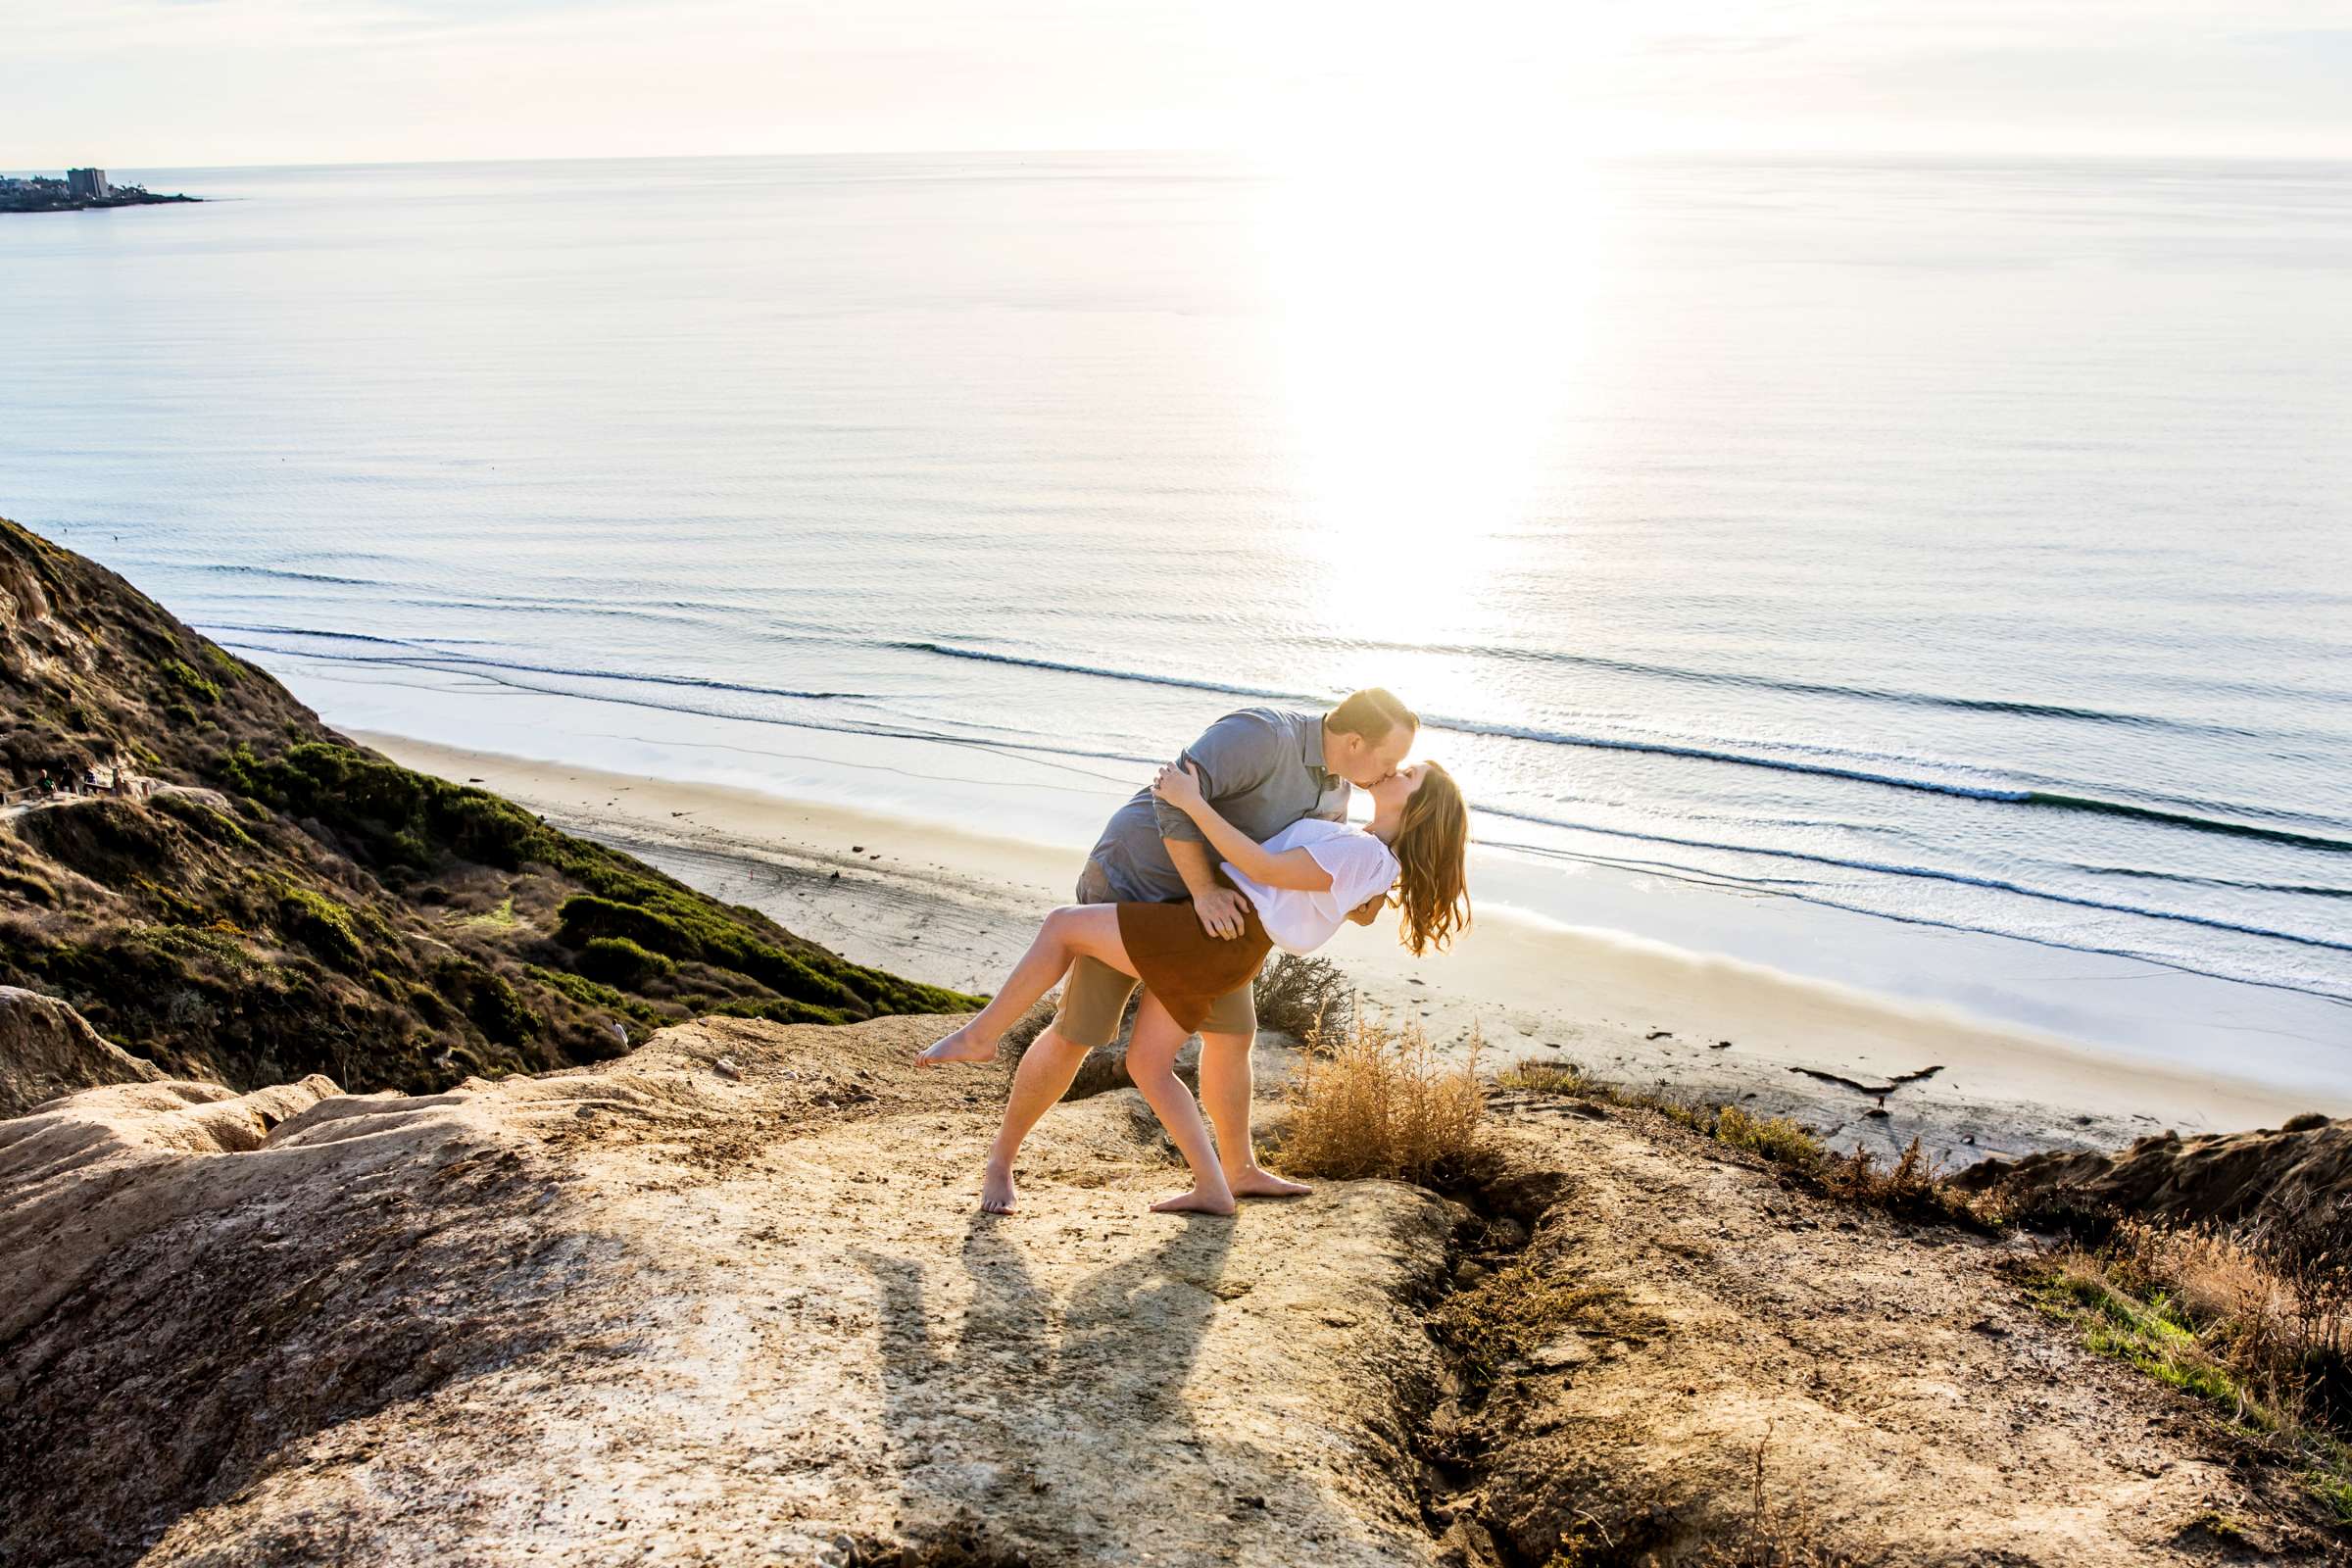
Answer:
[{"left": 1256, "top": 139, "right": 1612, "bottom": 713}]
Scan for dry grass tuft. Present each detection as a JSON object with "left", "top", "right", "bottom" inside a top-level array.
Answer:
[
  {"left": 1683, "top": 1431, "right": 1861, "bottom": 1568},
  {"left": 1815, "top": 1136, "right": 1977, "bottom": 1224},
  {"left": 2068, "top": 1216, "right": 2352, "bottom": 1430},
  {"left": 1712, "top": 1104, "right": 1829, "bottom": 1168},
  {"left": 1278, "top": 1010, "right": 1484, "bottom": 1183},
  {"left": 1494, "top": 1057, "right": 1601, "bottom": 1097},
  {"left": 1438, "top": 1260, "right": 1612, "bottom": 1390}
]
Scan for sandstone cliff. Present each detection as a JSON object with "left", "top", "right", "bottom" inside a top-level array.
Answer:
[
  {"left": 1952, "top": 1111, "right": 2352, "bottom": 1230},
  {"left": 0, "top": 516, "right": 975, "bottom": 1099},
  {"left": 0, "top": 984, "right": 165, "bottom": 1116}
]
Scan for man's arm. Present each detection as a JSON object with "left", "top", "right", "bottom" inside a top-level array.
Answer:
[
  {"left": 1346, "top": 894, "right": 1386, "bottom": 927},
  {"left": 1155, "top": 712, "right": 1284, "bottom": 940},
  {"left": 1165, "top": 839, "right": 1250, "bottom": 940},
  {"left": 1153, "top": 761, "right": 1333, "bottom": 891},
  {"left": 1152, "top": 711, "right": 1283, "bottom": 846}
]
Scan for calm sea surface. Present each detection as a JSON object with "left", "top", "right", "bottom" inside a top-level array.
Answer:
[{"left": 4, "top": 154, "right": 2348, "bottom": 1073}]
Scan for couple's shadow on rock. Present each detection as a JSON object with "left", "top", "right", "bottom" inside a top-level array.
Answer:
[{"left": 856, "top": 1209, "right": 1238, "bottom": 1553}]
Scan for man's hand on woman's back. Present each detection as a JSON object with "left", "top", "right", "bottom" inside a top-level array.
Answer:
[{"left": 1192, "top": 885, "right": 1251, "bottom": 940}]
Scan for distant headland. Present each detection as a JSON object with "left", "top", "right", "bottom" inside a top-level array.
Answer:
[{"left": 0, "top": 167, "right": 199, "bottom": 214}]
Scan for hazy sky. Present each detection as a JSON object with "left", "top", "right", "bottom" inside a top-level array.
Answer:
[{"left": 5, "top": 0, "right": 2348, "bottom": 170}]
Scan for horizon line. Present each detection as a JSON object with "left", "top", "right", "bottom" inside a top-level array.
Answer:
[{"left": 18, "top": 144, "right": 2352, "bottom": 179}]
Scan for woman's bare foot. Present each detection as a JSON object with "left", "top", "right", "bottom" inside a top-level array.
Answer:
[
  {"left": 979, "top": 1161, "right": 1018, "bottom": 1214},
  {"left": 1226, "top": 1165, "right": 1311, "bottom": 1200},
  {"left": 1149, "top": 1186, "right": 1237, "bottom": 1216},
  {"left": 916, "top": 1024, "right": 998, "bottom": 1068}
]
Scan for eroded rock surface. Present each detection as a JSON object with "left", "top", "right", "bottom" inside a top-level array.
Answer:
[
  {"left": 7, "top": 1015, "right": 2340, "bottom": 1568},
  {"left": 1951, "top": 1112, "right": 2352, "bottom": 1228},
  {"left": 1, "top": 1013, "right": 1451, "bottom": 1568},
  {"left": 0, "top": 984, "right": 166, "bottom": 1118}
]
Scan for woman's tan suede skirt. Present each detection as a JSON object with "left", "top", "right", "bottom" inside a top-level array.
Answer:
[{"left": 1116, "top": 900, "right": 1275, "bottom": 1033}]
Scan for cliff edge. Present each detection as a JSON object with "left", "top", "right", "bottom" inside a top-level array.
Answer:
[
  {"left": 1952, "top": 1112, "right": 2352, "bottom": 1232},
  {"left": 5, "top": 1014, "right": 2337, "bottom": 1567}
]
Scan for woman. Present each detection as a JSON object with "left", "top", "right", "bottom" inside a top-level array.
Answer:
[{"left": 918, "top": 756, "right": 1469, "bottom": 1214}]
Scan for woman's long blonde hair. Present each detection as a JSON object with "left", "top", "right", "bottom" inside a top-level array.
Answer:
[{"left": 1390, "top": 761, "right": 1470, "bottom": 956}]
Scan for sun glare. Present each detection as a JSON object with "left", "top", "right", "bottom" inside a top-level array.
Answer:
[{"left": 1255, "top": 108, "right": 1612, "bottom": 670}]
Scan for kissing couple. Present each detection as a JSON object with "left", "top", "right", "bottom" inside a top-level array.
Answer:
[{"left": 917, "top": 688, "right": 1469, "bottom": 1216}]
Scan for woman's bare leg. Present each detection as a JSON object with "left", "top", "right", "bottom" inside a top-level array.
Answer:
[
  {"left": 975, "top": 1020, "right": 1091, "bottom": 1213},
  {"left": 1196, "top": 1029, "right": 1311, "bottom": 1199},
  {"left": 916, "top": 906, "right": 1133, "bottom": 1066},
  {"left": 1124, "top": 994, "right": 1237, "bottom": 1216}
]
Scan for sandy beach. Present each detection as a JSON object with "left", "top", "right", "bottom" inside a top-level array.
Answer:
[{"left": 364, "top": 731, "right": 2346, "bottom": 1165}]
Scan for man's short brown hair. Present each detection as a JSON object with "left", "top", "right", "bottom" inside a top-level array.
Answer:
[{"left": 1326, "top": 687, "right": 1419, "bottom": 743}]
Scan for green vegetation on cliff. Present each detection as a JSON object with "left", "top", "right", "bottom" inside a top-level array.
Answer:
[{"left": 0, "top": 516, "right": 979, "bottom": 1094}]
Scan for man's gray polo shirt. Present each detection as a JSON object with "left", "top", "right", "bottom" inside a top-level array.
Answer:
[{"left": 1085, "top": 707, "right": 1350, "bottom": 904}]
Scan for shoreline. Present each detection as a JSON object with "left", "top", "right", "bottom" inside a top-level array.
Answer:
[
  {"left": 363, "top": 730, "right": 2348, "bottom": 1166},
  {"left": 278, "top": 658, "right": 2352, "bottom": 1099}
]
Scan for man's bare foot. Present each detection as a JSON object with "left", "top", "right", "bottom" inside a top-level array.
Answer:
[
  {"left": 1150, "top": 1186, "right": 1237, "bottom": 1216},
  {"left": 916, "top": 1024, "right": 998, "bottom": 1068},
  {"left": 1226, "top": 1165, "right": 1311, "bottom": 1200},
  {"left": 979, "top": 1163, "right": 1017, "bottom": 1214}
]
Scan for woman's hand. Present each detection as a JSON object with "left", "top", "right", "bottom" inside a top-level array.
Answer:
[{"left": 1151, "top": 760, "right": 1207, "bottom": 813}]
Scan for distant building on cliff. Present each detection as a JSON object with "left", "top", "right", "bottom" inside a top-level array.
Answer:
[{"left": 2, "top": 168, "right": 192, "bottom": 214}]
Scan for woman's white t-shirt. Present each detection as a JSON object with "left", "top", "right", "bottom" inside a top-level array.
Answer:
[{"left": 1222, "top": 818, "right": 1400, "bottom": 956}]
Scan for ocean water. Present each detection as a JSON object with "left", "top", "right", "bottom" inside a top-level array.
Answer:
[{"left": 4, "top": 154, "right": 2348, "bottom": 1081}]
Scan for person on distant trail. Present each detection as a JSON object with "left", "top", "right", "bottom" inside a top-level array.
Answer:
[{"left": 917, "top": 689, "right": 1470, "bottom": 1216}]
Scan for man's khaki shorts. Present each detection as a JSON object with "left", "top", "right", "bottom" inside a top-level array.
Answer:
[{"left": 1050, "top": 860, "right": 1258, "bottom": 1051}]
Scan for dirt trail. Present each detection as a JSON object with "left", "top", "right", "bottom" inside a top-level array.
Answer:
[
  {"left": 0, "top": 775, "right": 165, "bottom": 822},
  {"left": 2, "top": 1016, "right": 2335, "bottom": 1566}
]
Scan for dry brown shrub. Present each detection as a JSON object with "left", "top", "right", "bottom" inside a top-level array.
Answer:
[
  {"left": 2042, "top": 1216, "right": 2352, "bottom": 1525},
  {"left": 2123, "top": 1223, "right": 2280, "bottom": 1332},
  {"left": 2106, "top": 1215, "right": 2352, "bottom": 1429},
  {"left": 1278, "top": 1010, "right": 1484, "bottom": 1183},
  {"left": 1251, "top": 952, "right": 1355, "bottom": 1044},
  {"left": 999, "top": 998, "right": 1060, "bottom": 1058}
]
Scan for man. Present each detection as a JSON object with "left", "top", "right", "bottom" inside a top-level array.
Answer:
[{"left": 977, "top": 687, "right": 1418, "bottom": 1214}]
